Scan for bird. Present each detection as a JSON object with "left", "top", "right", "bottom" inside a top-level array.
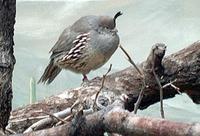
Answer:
[{"left": 38, "top": 11, "right": 122, "bottom": 84}]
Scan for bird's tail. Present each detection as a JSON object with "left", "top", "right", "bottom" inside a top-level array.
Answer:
[{"left": 38, "top": 60, "right": 61, "bottom": 84}]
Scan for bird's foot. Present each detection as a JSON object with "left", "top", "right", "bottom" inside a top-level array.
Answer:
[
  {"left": 81, "top": 74, "right": 89, "bottom": 86},
  {"left": 82, "top": 74, "right": 89, "bottom": 82}
]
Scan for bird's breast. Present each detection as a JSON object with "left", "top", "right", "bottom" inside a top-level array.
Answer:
[
  {"left": 92, "top": 29, "right": 120, "bottom": 59},
  {"left": 81, "top": 29, "right": 119, "bottom": 71},
  {"left": 55, "top": 29, "right": 119, "bottom": 74}
]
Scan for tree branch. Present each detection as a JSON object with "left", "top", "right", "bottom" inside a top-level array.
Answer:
[
  {"left": 14, "top": 103, "right": 200, "bottom": 136},
  {"left": 8, "top": 41, "right": 200, "bottom": 134}
]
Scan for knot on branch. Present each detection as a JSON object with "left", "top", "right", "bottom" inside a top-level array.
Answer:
[{"left": 143, "top": 43, "right": 166, "bottom": 76}]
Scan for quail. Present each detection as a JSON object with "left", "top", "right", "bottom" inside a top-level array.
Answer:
[{"left": 38, "top": 12, "right": 122, "bottom": 84}]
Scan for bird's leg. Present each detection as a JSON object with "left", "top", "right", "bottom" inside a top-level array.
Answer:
[{"left": 82, "top": 74, "right": 89, "bottom": 82}]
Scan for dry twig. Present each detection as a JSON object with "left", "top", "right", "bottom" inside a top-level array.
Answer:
[
  {"left": 6, "top": 128, "right": 16, "bottom": 134},
  {"left": 93, "top": 64, "right": 112, "bottom": 109},
  {"left": 152, "top": 70, "right": 165, "bottom": 118},
  {"left": 119, "top": 44, "right": 146, "bottom": 114},
  {"left": 162, "top": 79, "right": 181, "bottom": 94},
  {"left": 23, "top": 108, "right": 71, "bottom": 133},
  {"left": 24, "top": 107, "right": 94, "bottom": 133},
  {"left": 151, "top": 49, "right": 165, "bottom": 118},
  {"left": 41, "top": 111, "right": 68, "bottom": 124},
  {"left": 133, "top": 79, "right": 146, "bottom": 114},
  {"left": 70, "top": 99, "right": 81, "bottom": 113},
  {"left": 56, "top": 115, "right": 73, "bottom": 126},
  {"left": 119, "top": 45, "right": 143, "bottom": 76}
]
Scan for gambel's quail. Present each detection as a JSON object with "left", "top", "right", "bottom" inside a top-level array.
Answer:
[{"left": 38, "top": 12, "right": 122, "bottom": 84}]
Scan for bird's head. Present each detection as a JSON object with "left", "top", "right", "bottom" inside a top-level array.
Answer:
[{"left": 99, "top": 11, "right": 122, "bottom": 30}]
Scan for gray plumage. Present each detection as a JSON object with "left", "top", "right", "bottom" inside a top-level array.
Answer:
[{"left": 38, "top": 12, "right": 122, "bottom": 84}]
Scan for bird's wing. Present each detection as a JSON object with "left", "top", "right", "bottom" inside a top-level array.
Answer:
[
  {"left": 49, "top": 16, "right": 98, "bottom": 59},
  {"left": 50, "top": 28, "right": 92, "bottom": 61},
  {"left": 49, "top": 27, "right": 74, "bottom": 54}
]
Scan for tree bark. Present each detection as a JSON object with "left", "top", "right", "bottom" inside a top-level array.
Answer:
[
  {"left": 0, "top": 0, "right": 16, "bottom": 132},
  {"left": 9, "top": 41, "right": 200, "bottom": 135}
]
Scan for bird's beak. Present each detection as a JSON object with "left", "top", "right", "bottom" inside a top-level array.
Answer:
[{"left": 112, "top": 28, "right": 118, "bottom": 33}]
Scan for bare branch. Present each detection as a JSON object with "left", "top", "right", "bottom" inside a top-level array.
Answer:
[
  {"left": 93, "top": 64, "right": 112, "bottom": 109},
  {"left": 23, "top": 107, "right": 94, "bottom": 133},
  {"left": 41, "top": 111, "right": 68, "bottom": 124},
  {"left": 162, "top": 79, "right": 181, "bottom": 94},
  {"left": 152, "top": 69, "right": 165, "bottom": 118},
  {"left": 119, "top": 44, "right": 147, "bottom": 114},
  {"left": 9, "top": 41, "right": 200, "bottom": 134},
  {"left": 162, "top": 79, "right": 177, "bottom": 88},
  {"left": 170, "top": 83, "right": 181, "bottom": 94},
  {"left": 17, "top": 105, "right": 200, "bottom": 136},
  {"left": 119, "top": 45, "right": 143, "bottom": 76},
  {"left": 23, "top": 108, "right": 71, "bottom": 133},
  {"left": 152, "top": 46, "right": 165, "bottom": 118},
  {"left": 55, "top": 115, "right": 72, "bottom": 126},
  {"left": 133, "top": 79, "right": 146, "bottom": 114}
]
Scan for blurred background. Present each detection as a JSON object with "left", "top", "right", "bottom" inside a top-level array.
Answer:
[{"left": 14, "top": 0, "right": 200, "bottom": 122}]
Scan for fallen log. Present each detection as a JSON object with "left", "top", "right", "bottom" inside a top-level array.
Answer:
[
  {"left": 9, "top": 41, "right": 200, "bottom": 135},
  {"left": 13, "top": 101, "right": 200, "bottom": 136}
]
